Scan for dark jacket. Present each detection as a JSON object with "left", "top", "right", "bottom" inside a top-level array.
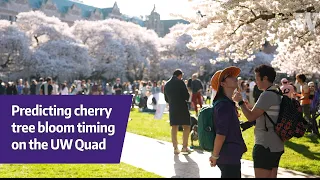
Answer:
[
  {"left": 0, "top": 84, "right": 5, "bottom": 95},
  {"left": 6, "top": 85, "right": 17, "bottom": 95},
  {"left": 30, "top": 84, "right": 37, "bottom": 95},
  {"left": 164, "top": 76, "right": 190, "bottom": 123},
  {"left": 191, "top": 79, "right": 203, "bottom": 93}
]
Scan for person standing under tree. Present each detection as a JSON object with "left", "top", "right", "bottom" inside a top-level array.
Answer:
[
  {"left": 191, "top": 73, "right": 203, "bottom": 116},
  {"left": 295, "top": 74, "right": 312, "bottom": 127},
  {"left": 209, "top": 66, "right": 247, "bottom": 178},
  {"left": 40, "top": 77, "right": 53, "bottom": 95},
  {"left": 164, "top": 69, "right": 192, "bottom": 155},
  {"left": 234, "top": 65, "right": 284, "bottom": 178},
  {"left": 113, "top": 78, "right": 123, "bottom": 95}
]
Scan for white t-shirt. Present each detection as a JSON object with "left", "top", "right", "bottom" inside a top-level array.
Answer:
[
  {"left": 60, "top": 87, "right": 69, "bottom": 95},
  {"left": 254, "top": 88, "right": 284, "bottom": 152},
  {"left": 249, "top": 81, "right": 256, "bottom": 90},
  {"left": 52, "top": 84, "right": 59, "bottom": 95}
]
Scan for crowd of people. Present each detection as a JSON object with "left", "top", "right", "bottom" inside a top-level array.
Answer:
[
  {"left": 0, "top": 77, "right": 166, "bottom": 96},
  {"left": 163, "top": 65, "right": 320, "bottom": 178}
]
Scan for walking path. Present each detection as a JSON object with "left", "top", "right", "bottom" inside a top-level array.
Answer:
[{"left": 120, "top": 132, "right": 320, "bottom": 178}]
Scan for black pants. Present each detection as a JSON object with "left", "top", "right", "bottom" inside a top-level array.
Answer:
[{"left": 217, "top": 164, "right": 241, "bottom": 178}]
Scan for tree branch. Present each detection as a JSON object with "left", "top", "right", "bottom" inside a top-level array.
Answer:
[
  {"left": 83, "top": 37, "right": 89, "bottom": 45},
  {"left": 230, "top": 6, "right": 316, "bottom": 35},
  {"left": 237, "top": 5, "right": 257, "bottom": 18},
  {"left": 34, "top": 35, "right": 39, "bottom": 46},
  {"left": 1, "top": 54, "right": 11, "bottom": 69},
  {"left": 231, "top": 13, "right": 276, "bottom": 35}
]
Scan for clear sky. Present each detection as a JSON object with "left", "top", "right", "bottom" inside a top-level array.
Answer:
[{"left": 81, "top": 0, "right": 196, "bottom": 20}]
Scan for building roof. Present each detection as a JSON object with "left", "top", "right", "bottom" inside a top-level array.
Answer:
[
  {"left": 28, "top": 0, "right": 114, "bottom": 19},
  {"left": 122, "top": 15, "right": 145, "bottom": 26}
]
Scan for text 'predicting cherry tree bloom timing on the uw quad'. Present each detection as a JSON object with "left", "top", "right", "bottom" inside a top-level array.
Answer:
[{"left": 0, "top": 96, "right": 132, "bottom": 163}]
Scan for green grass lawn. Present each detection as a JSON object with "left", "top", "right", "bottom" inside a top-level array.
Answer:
[
  {"left": 0, "top": 163, "right": 162, "bottom": 178},
  {"left": 127, "top": 108, "right": 320, "bottom": 176}
]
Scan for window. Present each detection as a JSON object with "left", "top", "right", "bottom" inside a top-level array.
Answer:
[{"left": 0, "top": 14, "right": 9, "bottom": 20}]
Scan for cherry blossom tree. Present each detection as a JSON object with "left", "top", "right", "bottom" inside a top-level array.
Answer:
[
  {"left": 182, "top": 0, "right": 320, "bottom": 63},
  {"left": 272, "top": 41, "right": 320, "bottom": 75},
  {"left": 237, "top": 51, "right": 274, "bottom": 77},
  {"left": 16, "top": 11, "right": 76, "bottom": 47},
  {"left": 160, "top": 24, "right": 195, "bottom": 59},
  {"left": 0, "top": 20, "right": 30, "bottom": 74},
  {"left": 159, "top": 58, "right": 198, "bottom": 80},
  {"left": 27, "top": 40, "right": 93, "bottom": 80},
  {"left": 71, "top": 20, "right": 127, "bottom": 80},
  {"left": 102, "top": 19, "right": 160, "bottom": 81},
  {"left": 159, "top": 23, "right": 217, "bottom": 79}
]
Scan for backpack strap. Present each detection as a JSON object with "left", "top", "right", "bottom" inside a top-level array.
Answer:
[
  {"left": 264, "top": 112, "right": 276, "bottom": 131},
  {"left": 264, "top": 88, "right": 281, "bottom": 131},
  {"left": 266, "top": 88, "right": 283, "bottom": 96}
]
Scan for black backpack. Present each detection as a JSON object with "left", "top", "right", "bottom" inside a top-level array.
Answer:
[{"left": 264, "top": 88, "right": 308, "bottom": 142}]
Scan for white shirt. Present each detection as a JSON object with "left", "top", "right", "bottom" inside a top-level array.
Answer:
[
  {"left": 249, "top": 81, "right": 256, "bottom": 90},
  {"left": 52, "top": 84, "right": 59, "bottom": 95},
  {"left": 60, "top": 87, "right": 69, "bottom": 95}
]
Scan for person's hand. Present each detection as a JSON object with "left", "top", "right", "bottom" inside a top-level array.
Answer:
[
  {"left": 209, "top": 156, "right": 217, "bottom": 167},
  {"left": 233, "top": 91, "right": 243, "bottom": 103},
  {"left": 246, "top": 101, "right": 253, "bottom": 109}
]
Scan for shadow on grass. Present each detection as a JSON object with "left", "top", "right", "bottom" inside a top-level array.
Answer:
[
  {"left": 279, "top": 163, "right": 320, "bottom": 177},
  {"left": 307, "top": 135, "right": 319, "bottom": 144},
  {"left": 285, "top": 141, "right": 320, "bottom": 161}
]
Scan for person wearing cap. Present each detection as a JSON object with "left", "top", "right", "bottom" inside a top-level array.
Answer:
[
  {"left": 164, "top": 69, "right": 192, "bottom": 155},
  {"left": 209, "top": 66, "right": 247, "bottom": 178},
  {"left": 280, "top": 78, "right": 295, "bottom": 99},
  {"left": 233, "top": 65, "right": 284, "bottom": 178}
]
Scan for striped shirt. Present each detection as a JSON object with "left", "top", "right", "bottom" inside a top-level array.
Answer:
[{"left": 253, "top": 89, "right": 284, "bottom": 152}]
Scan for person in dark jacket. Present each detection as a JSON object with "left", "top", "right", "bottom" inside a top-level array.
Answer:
[
  {"left": 30, "top": 80, "right": 37, "bottom": 95},
  {"left": 0, "top": 79, "right": 6, "bottom": 95},
  {"left": 164, "top": 69, "right": 192, "bottom": 155},
  {"left": 6, "top": 82, "right": 17, "bottom": 95}
]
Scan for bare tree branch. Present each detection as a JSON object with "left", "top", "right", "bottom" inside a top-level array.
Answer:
[
  {"left": 34, "top": 35, "right": 39, "bottom": 46},
  {"left": 1, "top": 54, "right": 11, "bottom": 69},
  {"left": 237, "top": 5, "right": 257, "bottom": 18}
]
